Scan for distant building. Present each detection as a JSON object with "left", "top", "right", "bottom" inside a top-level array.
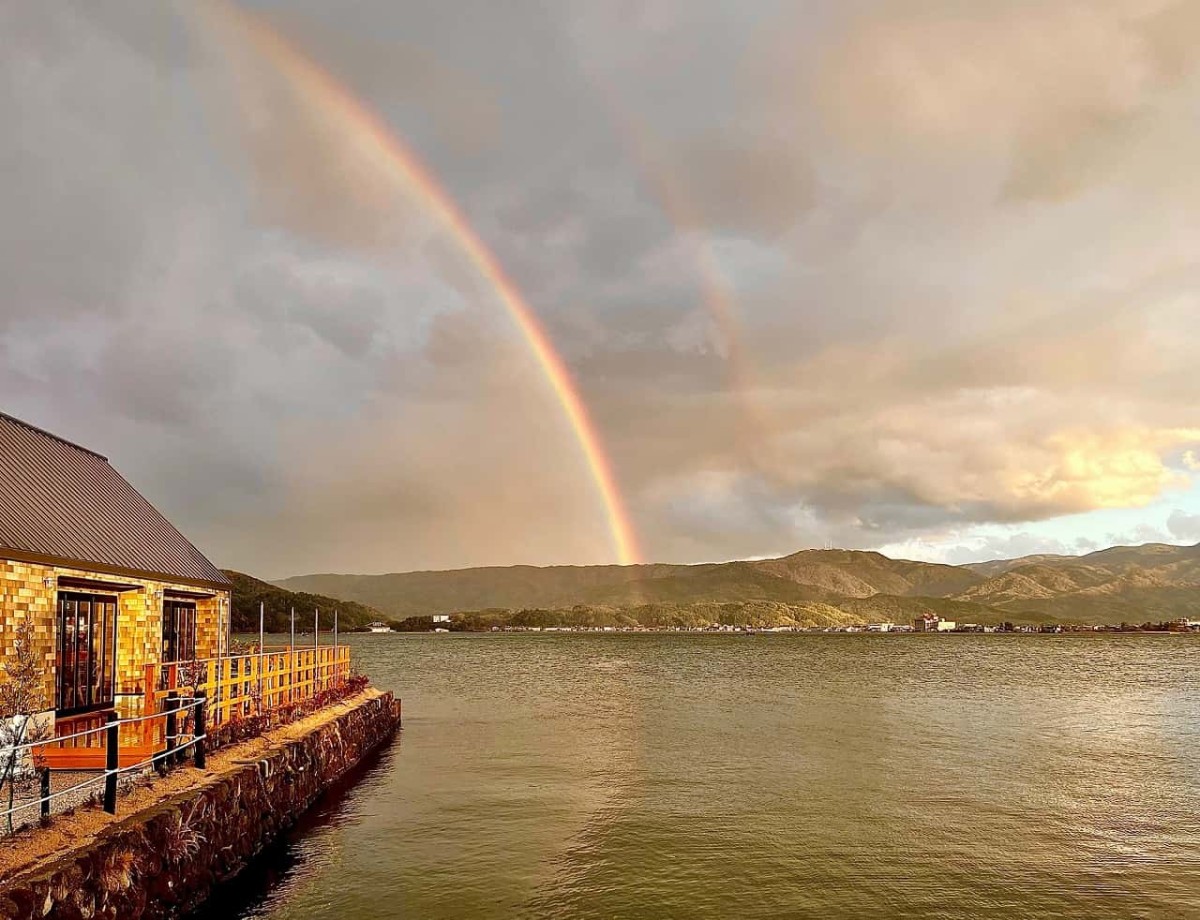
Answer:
[
  {"left": 867, "top": 622, "right": 894, "bottom": 632},
  {"left": 367, "top": 622, "right": 391, "bottom": 633},
  {"left": 432, "top": 614, "right": 450, "bottom": 624},
  {"left": 913, "top": 614, "right": 956, "bottom": 632}
]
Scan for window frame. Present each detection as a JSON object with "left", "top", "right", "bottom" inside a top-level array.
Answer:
[
  {"left": 55, "top": 590, "right": 118, "bottom": 716},
  {"left": 162, "top": 599, "right": 198, "bottom": 664}
]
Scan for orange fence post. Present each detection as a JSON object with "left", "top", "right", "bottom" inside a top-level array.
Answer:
[{"left": 142, "top": 663, "right": 156, "bottom": 745}]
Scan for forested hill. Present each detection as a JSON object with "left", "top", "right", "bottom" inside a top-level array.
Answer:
[
  {"left": 224, "top": 570, "right": 392, "bottom": 632},
  {"left": 277, "top": 549, "right": 981, "bottom": 618},
  {"left": 276, "top": 543, "right": 1200, "bottom": 626}
]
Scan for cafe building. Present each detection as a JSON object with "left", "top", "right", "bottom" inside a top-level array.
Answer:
[{"left": 0, "top": 410, "right": 231, "bottom": 732}]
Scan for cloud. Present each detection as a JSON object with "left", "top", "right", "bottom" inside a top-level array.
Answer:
[
  {"left": 1167, "top": 510, "right": 1200, "bottom": 542},
  {"left": 5, "top": 0, "right": 1200, "bottom": 575},
  {"left": 889, "top": 532, "right": 1096, "bottom": 567},
  {"left": 671, "top": 141, "right": 815, "bottom": 238},
  {"left": 808, "top": 0, "right": 1200, "bottom": 201}
]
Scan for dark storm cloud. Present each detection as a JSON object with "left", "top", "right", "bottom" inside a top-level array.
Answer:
[{"left": 3, "top": 0, "right": 1200, "bottom": 574}]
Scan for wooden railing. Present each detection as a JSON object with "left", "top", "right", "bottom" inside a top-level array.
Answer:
[
  {"left": 11, "top": 646, "right": 354, "bottom": 827},
  {"left": 144, "top": 646, "right": 352, "bottom": 733}
]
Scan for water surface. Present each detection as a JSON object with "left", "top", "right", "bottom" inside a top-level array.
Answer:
[{"left": 198, "top": 633, "right": 1200, "bottom": 919}]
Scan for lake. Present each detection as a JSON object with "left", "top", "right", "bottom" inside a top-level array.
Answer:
[{"left": 196, "top": 632, "right": 1200, "bottom": 919}]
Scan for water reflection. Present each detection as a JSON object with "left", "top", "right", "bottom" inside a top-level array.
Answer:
[
  {"left": 204, "top": 633, "right": 1200, "bottom": 920},
  {"left": 188, "top": 742, "right": 400, "bottom": 920}
]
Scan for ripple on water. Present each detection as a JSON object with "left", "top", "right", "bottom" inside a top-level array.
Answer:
[{"left": 192, "top": 633, "right": 1200, "bottom": 920}]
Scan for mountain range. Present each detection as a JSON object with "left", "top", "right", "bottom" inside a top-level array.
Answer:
[{"left": 276, "top": 542, "right": 1200, "bottom": 627}]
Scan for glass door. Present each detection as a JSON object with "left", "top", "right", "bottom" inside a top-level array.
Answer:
[
  {"left": 55, "top": 592, "right": 117, "bottom": 714},
  {"left": 163, "top": 600, "right": 197, "bottom": 663}
]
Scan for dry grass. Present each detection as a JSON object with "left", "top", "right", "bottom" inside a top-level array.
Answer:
[
  {"left": 98, "top": 846, "right": 138, "bottom": 893},
  {"left": 161, "top": 801, "right": 207, "bottom": 865}
]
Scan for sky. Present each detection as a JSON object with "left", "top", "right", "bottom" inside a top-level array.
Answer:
[{"left": 3, "top": 0, "right": 1200, "bottom": 577}]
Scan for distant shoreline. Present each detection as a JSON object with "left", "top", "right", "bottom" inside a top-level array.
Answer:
[{"left": 331, "top": 624, "right": 1200, "bottom": 637}]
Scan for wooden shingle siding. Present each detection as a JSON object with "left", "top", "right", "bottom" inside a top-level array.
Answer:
[{"left": 1, "top": 559, "right": 225, "bottom": 708}]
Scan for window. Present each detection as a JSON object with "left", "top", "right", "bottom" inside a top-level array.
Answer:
[
  {"left": 163, "top": 600, "right": 197, "bottom": 662},
  {"left": 55, "top": 592, "right": 117, "bottom": 714}
]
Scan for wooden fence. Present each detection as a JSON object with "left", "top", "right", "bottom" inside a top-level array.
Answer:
[
  {"left": 31, "top": 647, "right": 352, "bottom": 771},
  {"left": 144, "top": 645, "right": 352, "bottom": 736}
]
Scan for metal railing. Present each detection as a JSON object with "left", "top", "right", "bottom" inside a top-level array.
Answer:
[{"left": 1, "top": 697, "right": 207, "bottom": 826}]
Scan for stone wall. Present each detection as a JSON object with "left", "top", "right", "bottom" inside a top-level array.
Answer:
[{"left": 0, "top": 691, "right": 402, "bottom": 920}]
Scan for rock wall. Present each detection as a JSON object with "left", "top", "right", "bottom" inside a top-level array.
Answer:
[{"left": 0, "top": 692, "right": 401, "bottom": 920}]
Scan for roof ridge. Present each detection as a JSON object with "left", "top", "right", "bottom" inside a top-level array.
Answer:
[{"left": 0, "top": 410, "right": 109, "bottom": 462}]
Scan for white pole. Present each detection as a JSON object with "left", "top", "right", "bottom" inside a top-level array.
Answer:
[
  {"left": 333, "top": 609, "right": 339, "bottom": 686},
  {"left": 258, "top": 601, "right": 265, "bottom": 708},
  {"left": 289, "top": 606, "right": 296, "bottom": 703},
  {"left": 214, "top": 595, "right": 223, "bottom": 727}
]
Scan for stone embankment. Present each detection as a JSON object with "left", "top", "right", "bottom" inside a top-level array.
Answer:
[{"left": 0, "top": 689, "right": 401, "bottom": 919}]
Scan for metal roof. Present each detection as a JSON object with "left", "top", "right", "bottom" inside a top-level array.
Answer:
[{"left": 0, "top": 411, "right": 231, "bottom": 588}]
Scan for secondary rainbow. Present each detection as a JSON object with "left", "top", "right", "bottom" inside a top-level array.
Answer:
[
  {"left": 205, "top": 2, "right": 641, "bottom": 565},
  {"left": 599, "top": 102, "right": 771, "bottom": 458}
]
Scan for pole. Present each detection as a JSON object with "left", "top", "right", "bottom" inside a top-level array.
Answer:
[
  {"left": 111, "top": 595, "right": 119, "bottom": 707},
  {"left": 103, "top": 711, "right": 119, "bottom": 814},
  {"left": 160, "top": 691, "right": 179, "bottom": 773},
  {"left": 215, "top": 595, "right": 225, "bottom": 729},
  {"left": 40, "top": 768, "right": 50, "bottom": 819},
  {"left": 194, "top": 693, "right": 207, "bottom": 769},
  {"left": 315, "top": 608, "right": 320, "bottom": 691},
  {"left": 290, "top": 606, "right": 296, "bottom": 703},
  {"left": 333, "top": 609, "right": 339, "bottom": 688},
  {"left": 259, "top": 601, "right": 266, "bottom": 714}
]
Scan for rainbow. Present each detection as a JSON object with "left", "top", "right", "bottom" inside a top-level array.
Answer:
[
  {"left": 201, "top": 3, "right": 641, "bottom": 565},
  {"left": 601, "top": 104, "right": 771, "bottom": 457}
]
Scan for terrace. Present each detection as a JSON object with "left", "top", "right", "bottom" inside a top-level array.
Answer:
[{"left": 3, "top": 643, "right": 355, "bottom": 829}]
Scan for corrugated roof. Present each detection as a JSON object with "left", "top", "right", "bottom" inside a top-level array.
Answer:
[{"left": 0, "top": 411, "right": 230, "bottom": 588}]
